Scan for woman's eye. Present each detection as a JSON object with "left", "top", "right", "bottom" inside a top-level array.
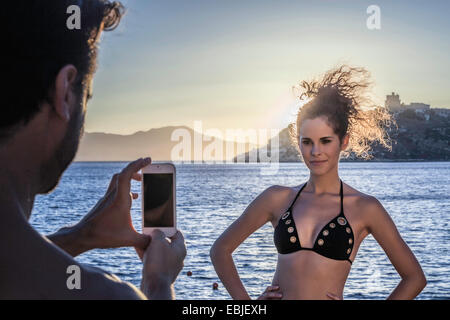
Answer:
[{"left": 302, "top": 141, "right": 310, "bottom": 145}]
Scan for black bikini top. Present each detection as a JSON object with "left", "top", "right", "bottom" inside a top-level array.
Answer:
[{"left": 273, "top": 180, "right": 354, "bottom": 264}]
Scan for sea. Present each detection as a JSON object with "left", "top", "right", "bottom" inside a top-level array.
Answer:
[{"left": 30, "top": 161, "right": 450, "bottom": 300}]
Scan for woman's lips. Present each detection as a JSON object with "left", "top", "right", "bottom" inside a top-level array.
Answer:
[{"left": 310, "top": 160, "right": 327, "bottom": 166}]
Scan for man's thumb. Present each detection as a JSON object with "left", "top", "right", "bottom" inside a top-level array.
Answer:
[{"left": 131, "top": 232, "right": 151, "bottom": 250}]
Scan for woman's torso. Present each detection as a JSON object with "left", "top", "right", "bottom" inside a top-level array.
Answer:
[{"left": 269, "top": 181, "right": 370, "bottom": 299}]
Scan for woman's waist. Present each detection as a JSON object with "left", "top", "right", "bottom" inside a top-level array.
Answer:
[
  {"left": 272, "top": 255, "right": 349, "bottom": 299},
  {"left": 273, "top": 275, "right": 345, "bottom": 300}
]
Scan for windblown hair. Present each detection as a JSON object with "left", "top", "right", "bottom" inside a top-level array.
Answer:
[{"left": 290, "top": 65, "right": 396, "bottom": 160}]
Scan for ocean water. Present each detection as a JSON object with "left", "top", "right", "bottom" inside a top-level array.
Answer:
[{"left": 30, "top": 162, "right": 450, "bottom": 300}]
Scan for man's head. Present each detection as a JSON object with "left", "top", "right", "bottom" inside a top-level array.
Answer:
[{"left": 1, "top": 1, "right": 124, "bottom": 194}]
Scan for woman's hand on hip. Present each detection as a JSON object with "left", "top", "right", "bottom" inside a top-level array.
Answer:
[{"left": 257, "top": 285, "right": 283, "bottom": 300}]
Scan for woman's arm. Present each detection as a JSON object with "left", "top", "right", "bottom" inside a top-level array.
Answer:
[
  {"left": 365, "top": 197, "right": 427, "bottom": 299},
  {"left": 210, "top": 185, "right": 284, "bottom": 300}
]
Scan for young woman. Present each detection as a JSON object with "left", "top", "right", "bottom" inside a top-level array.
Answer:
[{"left": 210, "top": 65, "right": 427, "bottom": 300}]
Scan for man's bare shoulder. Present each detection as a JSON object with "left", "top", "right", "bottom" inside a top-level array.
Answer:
[
  {"left": 79, "top": 264, "right": 147, "bottom": 300},
  {"left": 0, "top": 244, "right": 146, "bottom": 299}
]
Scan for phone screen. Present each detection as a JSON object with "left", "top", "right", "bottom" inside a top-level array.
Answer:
[{"left": 143, "top": 173, "right": 174, "bottom": 227}]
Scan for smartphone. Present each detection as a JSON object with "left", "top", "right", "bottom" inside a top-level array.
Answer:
[{"left": 141, "top": 163, "right": 176, "bottom": 237}]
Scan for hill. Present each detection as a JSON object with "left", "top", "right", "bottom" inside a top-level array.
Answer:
[{"left": 235, "top": 108, "right": 450, "bottom": 162}]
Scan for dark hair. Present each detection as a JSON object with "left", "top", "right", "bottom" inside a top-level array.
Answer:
[
  {"left": 290, "top": 65, "right": 395, "bottom": 160},
  {"left": 0, "top": 0, "right": 125, "bottom": 142}
]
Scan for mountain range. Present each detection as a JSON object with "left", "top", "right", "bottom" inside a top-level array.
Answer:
[
  {"left": 74, "top": 125, "right": 259, "bottom": 162},
  {"left": 75, "top": 108, "right": 450, "bottom": 162}
]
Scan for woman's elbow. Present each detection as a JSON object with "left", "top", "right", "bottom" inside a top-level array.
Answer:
[
  {"left": 417, "top": 273, "right": 427, "bottom": 291},
  {"left": 209, "top": 240, "right": 221, "bottom": 261},
  {"left": 209, "top": 242, "right": 218, "bottom": 261},
  {"left": 406, "top": 270, "right": 427, "bottom": 292},
  {"left": 210, "top": 240, "right": 231, "bottom": 262},
  {"left": 414, "top": 266, "right": 427, "bottom": 290}
]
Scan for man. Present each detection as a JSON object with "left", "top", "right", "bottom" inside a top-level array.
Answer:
[{"left": 0, "top": 1, "right": 186, "bottom": 299}]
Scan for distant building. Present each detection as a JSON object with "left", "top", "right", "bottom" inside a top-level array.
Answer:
[
  {"left": 385, "top": 92, "right": 430, "bottom": 113},
  {"left": 434, "top": 108, "right": 450, "bottom": 118},
  {"left": 409, "top": 102, "right": 430, "bottom": 111},
  {"left": 385, "top": 92, "right": 402, "bottom": 112}
]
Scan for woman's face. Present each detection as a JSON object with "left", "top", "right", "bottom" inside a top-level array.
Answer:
[{"left": 298, "top": 116, "right": 348, "bottom": 176}]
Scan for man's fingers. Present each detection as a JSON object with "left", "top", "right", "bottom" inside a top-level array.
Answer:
[
  {"left": 151, "top": 229, "right": 167, "bottom": 241},
  {"left": 108, "top": 160, "right": 144, "bottom": 197},
  {"left": 132, "top": 172, "right": 142, "bottom": 181},
  {"left": 134, "top": 238, "right": 152, "bottom": 261},
  {"left": 132, "top": 233, "right": 151, "bottom": 251},
  {"left": 170, "top": 230, "right": 187, "bottom": 258},
  {"left": 132, "top": 192, "right": 139, "bottom": 199},
  {"left": 145, "top": 229, "right": 185, "bottom": 257},
  {"left": 170, "top": 230, "right": 186, "bottom": 247},
  {"left": 117, "top": 158, "right": 151, "bottom": 193},
  {"left": 106, "top": 173, "right": 119, "bottom": 194},
  {"left": 135, "top": 247, "right": 144, "bottom": 261},
  {"left": 170, "top": 230, "right": 184, "bottom": 243},
  {"left": 121, "top": 158, "right": 151, "bottom": 180}
]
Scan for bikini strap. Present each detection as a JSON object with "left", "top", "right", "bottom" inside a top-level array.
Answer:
[
  {"left": 288, "top": 182, "right": 307, "bottom": 211},
  {"left": 340, "top": 179, "right": 344, "bottom": 213}
]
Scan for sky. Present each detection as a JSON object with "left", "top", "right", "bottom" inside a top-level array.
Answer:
[{"left": 85, "top": 0, "right": 450, "bottom": 140}]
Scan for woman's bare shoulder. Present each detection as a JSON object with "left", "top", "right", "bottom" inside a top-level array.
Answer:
[
  {"left": 259, "top": 184, "right": 304, "bottom": 219},
  {"left": 344, "top": 183, "right": 387, "bottom": 218},
  {"left": 262, "top": 184, "right": 301, "bottom": 202}
]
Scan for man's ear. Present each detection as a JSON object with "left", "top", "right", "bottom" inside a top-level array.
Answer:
[{"left": 51, "top": 65, "right": 78, "bottom": 122}]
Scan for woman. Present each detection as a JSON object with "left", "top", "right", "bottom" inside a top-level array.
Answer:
[{"left": 210, "top": 65, "right": 427, "bottom": 300}]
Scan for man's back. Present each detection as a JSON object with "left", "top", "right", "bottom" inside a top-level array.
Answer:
[{"left": 0, "top": 207, "right": 145, "bottom": 300}]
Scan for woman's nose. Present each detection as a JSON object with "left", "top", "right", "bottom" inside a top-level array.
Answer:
[{"left": 311, "top": 144, "right": 322, "bottom": 156}]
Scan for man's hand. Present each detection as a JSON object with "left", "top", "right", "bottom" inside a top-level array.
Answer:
[
  {"left": 48, "top": 157, "right": 152, "bottom": 256},
  {"left": 140, "top": 229, "right": 187, "bottom": 300}
]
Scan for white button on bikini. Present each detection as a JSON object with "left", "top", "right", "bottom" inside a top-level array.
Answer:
[{"left": 337, "top": 217, "right": 347, "bottom": 226}]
